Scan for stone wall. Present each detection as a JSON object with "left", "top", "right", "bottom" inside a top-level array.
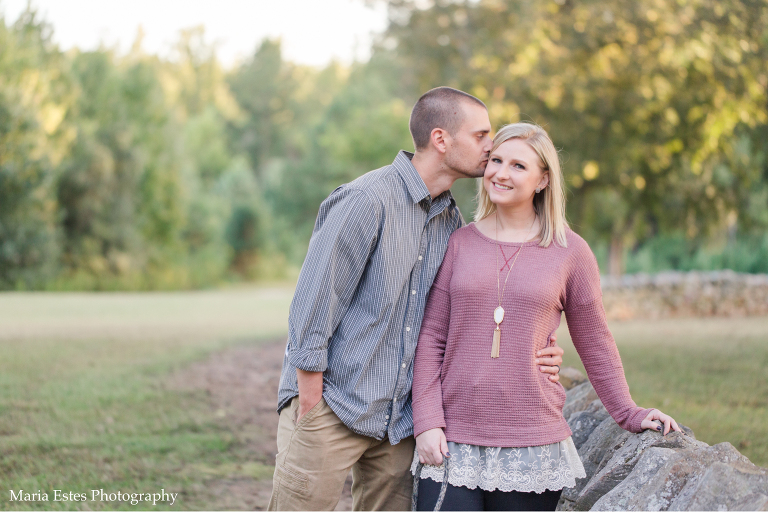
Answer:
[
  {"left": 600, "top": 271, "right": 768, "bottom": 320},
  {"left": 557, "top": 370, "right": 768, "bottom": 511}
]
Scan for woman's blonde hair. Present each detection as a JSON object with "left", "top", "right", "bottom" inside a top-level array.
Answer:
[{"left": 474, "top": 122, "right": 568, "bottom": 248}]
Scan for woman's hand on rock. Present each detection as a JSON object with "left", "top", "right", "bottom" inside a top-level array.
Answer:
[
  {"left": 416, "top": 428, "right": 449, "bottom": 466},
  {"left": 641, "top": 409, "right": 682, "bottom": 435}
]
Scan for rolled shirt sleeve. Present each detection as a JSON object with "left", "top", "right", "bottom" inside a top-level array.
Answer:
[{"left": 286, "top": 187, "right": 380, "bottom": 373}]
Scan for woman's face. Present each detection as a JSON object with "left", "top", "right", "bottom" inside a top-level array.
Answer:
[{"left": 483, "top": 138, "right": 548, "bottom": 208}]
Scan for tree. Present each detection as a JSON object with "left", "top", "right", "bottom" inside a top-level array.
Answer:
[
  {"left": 382, "top": 0, "right": 768, "bottom": 274},
  {"left": 0, "top": 9, "right": 74, "bottom": 288},
  {"left": 57, "top": 49, "right": 190, "bottom": 287},
  {"left": 227, "top": 39, "right": 301, "bottom": 175},
  {"left": 264, "top": 52, "right": 414, "bottom": 259}
]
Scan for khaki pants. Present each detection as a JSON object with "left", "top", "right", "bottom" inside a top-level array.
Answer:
[{"left": 268, "top": 397, "right": 415, "bottom": 511}]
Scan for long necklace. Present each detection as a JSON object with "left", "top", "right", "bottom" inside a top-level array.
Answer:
[{"left": 492, "top": 212, "right": 536, "bottom": 358}]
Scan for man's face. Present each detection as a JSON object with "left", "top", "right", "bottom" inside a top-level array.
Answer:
[{"left": 444, "top": 102, "right": 493, "bottom": 178}]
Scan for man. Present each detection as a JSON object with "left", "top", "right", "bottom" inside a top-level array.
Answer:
[{"left": 269, "top": 87, "right": 564, "bottom": 511}]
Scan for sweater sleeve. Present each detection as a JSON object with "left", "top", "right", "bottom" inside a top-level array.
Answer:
[
  {"left": 411, "top": 234, "right": 456, "bottom": 438},
  {"left": 564, "top": 239, "right": 652, "bottom": 433}
]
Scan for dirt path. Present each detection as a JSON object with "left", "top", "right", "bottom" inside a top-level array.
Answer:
[{"left": 167, "top": 338, "right": 353, "bottom": 510}]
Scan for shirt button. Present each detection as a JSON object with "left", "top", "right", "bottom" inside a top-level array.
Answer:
[
  {"left": 385, "top": 415, "right": 390, "bottom": 419},
  {"left": 418, "top": 256, "right": 423, "bottom": 260},
  {"left": 406, "top": 327, "right": 411, "bottom": 332},
  {"left": 401, "top": 363, "right": 406, "bottom": 368},
  {"left": 411, "top": 290, "right": 416, "bottom": 295}
]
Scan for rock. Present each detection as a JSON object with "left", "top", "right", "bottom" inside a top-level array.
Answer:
[
  {"left": 559, "top": 418, "right": 631, "bottom": 510},
  {"left": 555, "top": 366, "right": 766, "bottom": 510},
  {"left": 581, "top": 398, "right": 609, "bottom": 416},
  {"left": 592, "top": 441, "right": 767, "bottom": 511},
  {"left": 601, "top": 270, "right": 768, "bottom": 320},
  {"left": 679, "top": 424, "right": 695, "bottom": 439},
  {"left": 562, "top": 381, "right": 599, "bottom": 421},
  {"left": 559, "top": 366, "right": 588, "bottom": 390},
  {"left": 573, "top": 429, "right": 702, "bottom": 510},
  {"left": 680, "top": 460, "right": 768, "bottom": 511},
  {"left": 591, "top": 446, "right": 680, "bottom": 511},
  {"left": 567, "top": 402, "right": 609, "bottom": 450}
]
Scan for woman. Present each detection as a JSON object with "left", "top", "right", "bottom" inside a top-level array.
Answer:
[{"left": 411, "top": 123, "right": 681, "bottom": 511}]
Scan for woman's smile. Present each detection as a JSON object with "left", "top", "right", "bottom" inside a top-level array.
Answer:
[{"left": 492, "top": 181, "right": 513, "bottom": 191}]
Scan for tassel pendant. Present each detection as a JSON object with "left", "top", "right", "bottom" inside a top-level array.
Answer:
[
  {"left": 491, "top": 325, "right": 501, "bottom": 358},
  {"left": 491, "top": 306, "right": 504, "bottom": 358}
]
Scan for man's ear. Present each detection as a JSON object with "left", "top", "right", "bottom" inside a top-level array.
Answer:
[{"left": 430, "top": 128, "right": 449, "bottom": 154}]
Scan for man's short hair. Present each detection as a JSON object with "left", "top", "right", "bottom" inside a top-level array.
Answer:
[{"left": 409, "top": 87, "right": 487, "bottom": 150}]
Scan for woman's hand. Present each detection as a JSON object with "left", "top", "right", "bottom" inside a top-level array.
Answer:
[
  {"left": 641, "top": 409, "right": 682, "bottom": 435},
  {"left": 416, "top": 428, "right": 449, "bottom": 466},
  {"left": 535, "top": 334, "right": 563, "bottom": 382}
]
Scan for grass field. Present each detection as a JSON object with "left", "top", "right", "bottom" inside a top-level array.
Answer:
[
  {"left": 0, "top": 288, "right": 293, "bottom": 510},
  {"left": 0, "top": 288, "right": 766, "bottom": 510}
]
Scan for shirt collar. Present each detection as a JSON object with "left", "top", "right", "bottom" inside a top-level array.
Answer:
[{"left": 393, "top": 151, "right": 456, "bottom": 209}]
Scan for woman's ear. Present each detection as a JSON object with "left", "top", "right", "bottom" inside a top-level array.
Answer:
[{"left": 539, "top": 171, "right": 550, "bottom": 191}]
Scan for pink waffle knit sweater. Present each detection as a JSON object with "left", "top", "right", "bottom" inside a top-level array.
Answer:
[{"left": 412, "top": 223, "right": 651, "bottom": 447}]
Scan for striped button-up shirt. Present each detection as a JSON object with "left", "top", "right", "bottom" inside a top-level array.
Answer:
[{"left": 278, "top": 151, "right": 464, "bottom": 444}]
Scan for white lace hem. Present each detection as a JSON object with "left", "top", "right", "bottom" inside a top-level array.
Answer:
[{"left": 411, "top": 437, "right": 587, "bottom": 494}]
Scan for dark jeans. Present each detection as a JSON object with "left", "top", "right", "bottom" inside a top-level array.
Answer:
[{"left": 416, "top": 477, "right": 562, "bottom": 511}]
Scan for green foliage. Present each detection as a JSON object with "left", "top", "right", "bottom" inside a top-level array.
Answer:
[
  {"left": 0, "top": 1, "right": 766, "bottom": 289},
  {"left": 0, "top": 8, "right": 285, "bottom": 289},
  {"left": 265, "top": 55, "right": 414, "bottom": 259},
  {"left": 0, "top": 10, "right": 73, "bottom": 289},
  {"left": 227, "top": 39, "right": 300, "bottom": 172},
  {"left": 58, "top": 50, "right": 177, "bottom": 284},
  {"left": 624, "top": 232, "right": 768, "bottom": 274},
  {"left": 384, "top": 0, "right": 768, "bottom": 274}
]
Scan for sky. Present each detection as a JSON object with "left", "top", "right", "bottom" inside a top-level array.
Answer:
[{"left": 0, "top": 0, "right": 390, "bottom": 67}]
